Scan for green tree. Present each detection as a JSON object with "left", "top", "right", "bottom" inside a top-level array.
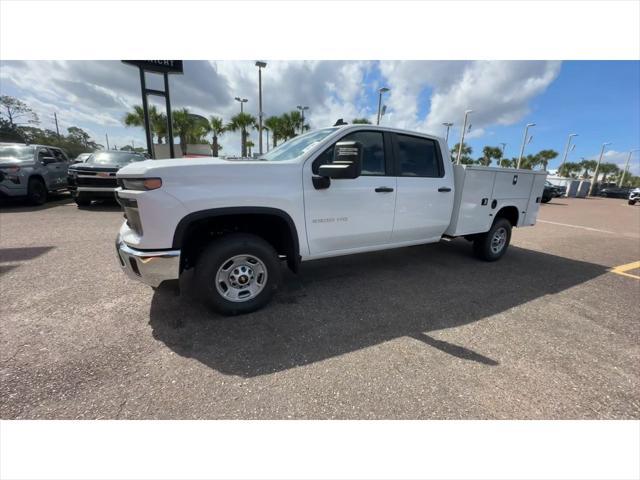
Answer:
[
  {"left": 579, "top": 159, "right": 598, "bottom": 178},
  {"left": 246, "top": 139, "right": 255, "bottom": 157},
  {"left": 0, "top": 95, "right": 39, "bottom": 127},
  {"left": 124, "top": 105, "right": 168, "bottom": 144},
  {"left": 351, "top": 118, "right": 372, "bottom": 124},
  {"left": 171, "top": 108, "right": 204, "bottom": 155},
  {"left": 499, "top": 157, "right": 517, "bottom": 168},
  {"left": 536, "top": 149, "right": 559, "bottom": 171},
  {"left": 264, "top": 116, "right": 284, "bottom": 147},
  {"left": 557, "top": 161, "right": 581, "bottom": 178},
  {"left": 597, "top": 162, "right": 620, "bottom": 184},
  {"left": 450, "top": 142, "right": 474, "bottom": 164},
  {"left": 208, "top": 116, "right": 225, "bottom": 157},
  {"left": 480, "top": 146, "right": 503, "bottom": 166},
  {"left": 227, "top": 112, "right": 257, "bottom": 157}
]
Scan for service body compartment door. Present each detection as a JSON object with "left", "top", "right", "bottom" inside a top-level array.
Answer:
[
  {"left": 492, "top": 171, "right": 535, "bottom": 200},
  {"left": 448, "top": 168, "right": 495, "bottom": 236},
  {"left": 524, "top": 174, "right": 547, "bottom": 226}
]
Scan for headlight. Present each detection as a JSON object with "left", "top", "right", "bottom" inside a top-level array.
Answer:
[
  {"left": 1, "top": 166, "right": 20, "bottom": 174},
  {"left": 121, "top": 178, "right": 162, "bottom": 191}
]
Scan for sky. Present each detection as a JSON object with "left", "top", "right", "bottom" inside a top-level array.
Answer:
[{"left": 1, "top": 60, "right": 639, "bottom": 174}]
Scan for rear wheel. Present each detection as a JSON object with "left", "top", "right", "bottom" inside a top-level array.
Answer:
[
  {"left": 473, "top": 217, "right": 512, "bottom": 262},
  {"left": 629, "top": 199, "right": 637, "bottom": 205},
  {"left": 27, "top": 178, "right": 47, "bottom": 205},
  {"left": 194, "top": 233, "right": 281, "bottom": 315},
  {"left": 541, "top": 196, "right": 551, "bottom": 203}
]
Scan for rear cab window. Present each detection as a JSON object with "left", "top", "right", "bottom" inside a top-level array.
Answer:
[{"left": 395, "top": 133, "right": 443, "bottom": 178}]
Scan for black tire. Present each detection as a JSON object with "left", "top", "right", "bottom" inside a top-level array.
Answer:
[
  {"left": 473, "top": 217, "right": 512, "bottom": 262},
  {"left": 27, "top": 177, "right": 47, "bottom": 205},
  {"left": 541, "top": 196, "right": 551, "bottom": 203},
  {"left": 629, "top": 200, "right": 637, "bottom": 205},
  {"left": 194, "top": 233, "right": 281, "bottom": 316},
  {"left": 74, "top": 194, "right": 92, "bottom": 207}
]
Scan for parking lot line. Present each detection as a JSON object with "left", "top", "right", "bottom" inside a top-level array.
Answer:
[
  {"left": 610, "top": 261, "right": 640, "bottom": 280},
  {"left": 537, "top": 220, "right": 617, "bottom": 235}
]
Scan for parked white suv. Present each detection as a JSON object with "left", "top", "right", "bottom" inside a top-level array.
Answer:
[{"left": 115, "top": 125, "right": 546, "bottom": 315}]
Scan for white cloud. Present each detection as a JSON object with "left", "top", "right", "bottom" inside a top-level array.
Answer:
[{"left": 602, "top": 149, "right": 640, "bottom": 175}]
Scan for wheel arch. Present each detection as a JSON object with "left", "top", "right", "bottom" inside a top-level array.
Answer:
[
  {"left": 173, "top": 207, "right": 301, "bottom": 273},
  {"left": 495, "top": 205, "right": 519, "bottom": 227}
]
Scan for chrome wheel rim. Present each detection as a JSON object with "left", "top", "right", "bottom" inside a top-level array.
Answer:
[
  {"left": 491, "top": 227, "right": 507, "bottom": 254},
  {"left": 215, "top": 254, "right": 268, "bottom": 303}
]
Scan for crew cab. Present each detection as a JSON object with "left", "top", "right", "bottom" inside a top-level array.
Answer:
[{"left": 115, "top": 125, "right": 547, "bottom": 315}]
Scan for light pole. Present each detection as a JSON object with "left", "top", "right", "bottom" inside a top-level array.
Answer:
[
  {"left": 618, "top": 149, "right": 639, "bottom": 187},
  {"left": 255, "top": 61, "right": 267, "bottom": 155},
  {"left": 296, "top": 105, "right": 309, "bottom": 134},
  {"left": 455, "top": 110, "right": 473, "bottom": 165},
  {"left": 376, "top": 87, "right": 390, "bottom": 125},
  {"left": 588, "top": 142, "right": 612, "bottom": 196},
  {"left": 499, "top": 142, "right": 507, "bottom": 160},
  {"left": 517, "top": 123, "right": 536, "bottom": 169},
  {"left": 265, "top": 128, "right": 270, "bottom": 152},
  {"left": 234, "top": 96, "right": 248, "bottom": 113},
  {"left": 442, "top": 122, "right": 453, "bottom": 143},
  {"left": 559, "top": 133, "right": 578, "bottom": 174},
  {"left": 105, "top": 133, "right": 110, "bottom": 150}
]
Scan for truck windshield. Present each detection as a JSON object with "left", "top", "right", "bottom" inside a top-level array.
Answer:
[
  {"left": 0, "top": 145, "right": 35, "bottom": 162},
  {"left": 259, "top": 128, "right": 339, "bottom": 162},
  {"left": 87, "top": 152, "right": 145, "bottom": 166}
]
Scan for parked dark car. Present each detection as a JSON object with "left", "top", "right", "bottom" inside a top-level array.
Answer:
[
  {"left": 67, "top": 151, "right": 146, "bottom": 207},
  {"left": 628, "top": 188, "right": 640, "bottom": 205},
  {"left": 598, "top": 186, "right": 631, "bottom": 199},
  {"left": 542, "top": 181, "right": 563, "bottom": 203}
]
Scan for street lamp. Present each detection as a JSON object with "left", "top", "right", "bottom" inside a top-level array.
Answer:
[
  {"left": 297, "top": 105, "right": 309, "bottom": 134},
  {"left": 588, "top": 142, "right": 612, "bottom": 196},
  {"left": 517, "top": 123, "right": 536, "bottom": 169},
  {"left": 376, "top": 87, "right": 390, "bottom": 125},
  {"left": 442, "top": 122, "right": 453, "bottom": 143},
  {"left": 455, "top": 110, "right": 473, "bottom": 165},
  {"left": 559, "top": 133, "right": 578, "bottom": 174},
  {"left": 234, "top": 96, "right": 248, "bottom": 113},
  {"left": 499, "top": 142, "right": 507, "bottom": 160},
  {"left": 255, "top": 61, "right": 267, "bottom": 155},
  {"left": 618, "top": 149, "right": 639, "bottom": 187}
]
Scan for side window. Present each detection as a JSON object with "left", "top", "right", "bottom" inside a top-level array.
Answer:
[
  {"left": 37, "top": 148, "right": 50, "bottom": 162},
  {"left": 311, "top": 130, "right": 386, "bottom": 176},
  {"left": 396, "top": 134, "right": 441, "bottom": 177},
  {"left": 50, "top": 149, "right": 68, "bottom": 162}
]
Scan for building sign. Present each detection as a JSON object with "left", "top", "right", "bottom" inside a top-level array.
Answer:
[{"left": 121, "top": 60, "right": 184, "bottom": 74}]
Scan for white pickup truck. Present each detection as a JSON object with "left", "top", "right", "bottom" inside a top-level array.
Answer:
[{"left": 115, "top": 125, "right": 547, "bottom": 315}]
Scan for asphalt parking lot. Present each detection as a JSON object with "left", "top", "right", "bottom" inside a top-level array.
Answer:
[{"left": 1, "top": 194, "right": 639, "bottom": 419}]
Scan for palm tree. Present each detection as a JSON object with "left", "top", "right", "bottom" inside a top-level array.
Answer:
[
  {"left": 352, "top": 118, "right": 372, "bottom": 124},
  {"left": 499, "top": 158, "right": 517, "bottom": 168},
  {"left": 246, "top": 140, "right": 255, "bottom": 157},
  {"left": 172, "top": 108, "right": 202, "bottom": 155},
  {"left": 537, "top": 149, "right": 559, "bottom": 171},
  {"left": 598, "top": 162, "right": 620, "bottom": 184},
  {"left": 124, "top": 105, "right": 167, "bottom": 144},
  {"left": 208, "top": 116, "right": 225, "bottom": 157},
  {"left": 450, "top": 142, "right": 473, "bottom": 164},
  {"left": 264, "top": 116, "right": 283, "bottom": 148},
  {"left": 558, "top": 161, "right": 581, "bottom": 178},
  {"left": 227, "top": 113, "right": 257, "bottom": 157},
  {"left": 579, "top": 159, "right": 598, "bottom": 178},
  {"left": 480, "top": 146, "right": 502, "bottom": 166}
]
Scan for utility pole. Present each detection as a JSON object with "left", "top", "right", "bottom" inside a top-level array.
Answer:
[
  {"left": 297, "top": 105, "right": 309, "bottom": 134},
  {"left": 559, "top": 133, "right": 578, "bottom": 174},
  {"left": 53, "top": 112, "right": 60, "bottom": 139},
  {"left": 455, "top": 110, "right": 473, "bottom": 165},
  {"left": 376, "top": 87, "right": 390, "bottom": 125},
  {"left": 588, "top": 142, "right": 611, "bottom": 196},
  {"left": 255, "top": 61, "right": 267, "bottom": 155},
  {"left": 517, "top": 123, "right": 536, "bottom": 169},
  {"left": 499, "top": 142, "right": 507, "bottom": 159},
  {"left": 442, "top": 122, "right": 453, "bottom": 143},
  {"left": 618, "top": 149, "right": 639, "bottom": 187},
  {"left": 105, "top": 133, "right": 110, "bottom": 150}
]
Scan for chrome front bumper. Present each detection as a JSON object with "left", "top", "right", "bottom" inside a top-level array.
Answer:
[{"left": 116, "top": 235, "right": 180, "bottom": 287}]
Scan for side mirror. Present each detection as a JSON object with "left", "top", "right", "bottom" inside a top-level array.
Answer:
[
  {"left": 317, "top": 141, "right": 362, "bottom": 179},
  {"left": 41, "top": 156, "right": 57, "bottom": 165}
]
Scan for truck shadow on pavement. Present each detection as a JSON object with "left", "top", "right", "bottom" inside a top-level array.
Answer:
[{"left": 148, "top": 239, "right": 607, "bottom": 377}]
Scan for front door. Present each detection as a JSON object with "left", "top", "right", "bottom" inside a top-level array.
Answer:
[{"left": 303, "top": 130, "right": 397, "bottom": 255}]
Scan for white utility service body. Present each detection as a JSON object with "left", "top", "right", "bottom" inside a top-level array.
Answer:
[{"left": 114, "top": 124, "right": 547, "bottom": 314}]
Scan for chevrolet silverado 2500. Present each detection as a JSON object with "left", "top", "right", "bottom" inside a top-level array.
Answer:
[{"left": 115, "top": 125, "right": 547, "bottom": 315}]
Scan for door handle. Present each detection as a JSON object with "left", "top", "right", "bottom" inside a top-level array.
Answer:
[
  {"left": 375, "top": 187, "right": 394, "bottom": 193},
  {"left": 438, "top": 187, "right": 452, "bottom": 192}
]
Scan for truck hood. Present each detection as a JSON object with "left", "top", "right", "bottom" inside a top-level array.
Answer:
[{"left": 116, "top": 157, "right": 298, "bottom": 179}]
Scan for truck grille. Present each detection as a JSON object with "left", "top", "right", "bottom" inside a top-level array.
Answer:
[{"left": 76, "top": 176, "right": 118, "bottom": 188}]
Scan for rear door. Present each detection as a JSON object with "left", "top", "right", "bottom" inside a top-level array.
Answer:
[
  {"left": 303, "top": 130, "right": 397, "bottom": 255},
  {"left": 48, "top": 148, "right": 70, "bottom": 188},
  {"left": 390, "top": 133, "right": 454, "bottom": 243},
  {"left": 36, "top": 147, "right": 56, "bottom": 188}
]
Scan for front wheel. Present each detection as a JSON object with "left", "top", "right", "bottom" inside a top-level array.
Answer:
[
  {"left": 473, "top": 217, "right": 512, "bottom": 262},
  {"left": 541, "top": 196, "right": 551, "bottom": 203},
  {"left": 74, "top": 194, "right": 92, "bottom": 207},
  {"left": 27, "top": 178, "right": 47, "bottom": 205},
  {"left": 629, "top": 199, "right": 637, "bottom": 205},
  {"left": 194, "top": 233, "right": 281, "bottom": 315}
]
